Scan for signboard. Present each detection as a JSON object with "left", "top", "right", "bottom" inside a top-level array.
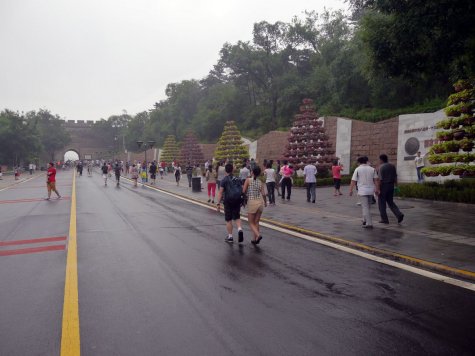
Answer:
[
  {"left": 397, "top": 110, "right": 445, "bottom": 182},
  {"left": 84, "top": 154, "right": 92, "bottom": 160}
]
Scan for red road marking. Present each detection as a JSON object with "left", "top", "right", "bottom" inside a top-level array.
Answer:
[
  {"left": 9, "top": 184, "right": 72, "bottom": 189},
  {"left": 0, "top": 197, "right": 70, "bottom": 204},
  {"left": 0, "top": 245, "right": 65, "bottom": 256},
  {"left": 0, "top": 236, "right": 67, "bottom": 247}
]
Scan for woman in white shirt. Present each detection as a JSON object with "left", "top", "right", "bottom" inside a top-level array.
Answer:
[{"left": 264, "top": 163, "right": 276, "bottom": 205}]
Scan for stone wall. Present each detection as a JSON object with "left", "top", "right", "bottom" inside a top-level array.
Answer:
[
  {"left": 255, "top": 131, "right": 289, "bottom": 163},
  {"left": 199, "top": 144, "right": 217, "bottom": 162},
  {"left": 350, "top": 117, "right": 399, "bottom": 167}
]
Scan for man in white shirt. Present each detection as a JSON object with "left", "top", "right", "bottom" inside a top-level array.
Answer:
[
  {"left": 349, "top": 156, "right": 380, "bottom": 228},
  {"left": 414, "top": 152, "right": 425, "bottom": 183},
  {"left": 303, "top": 162, "right": 318, "bottom": 203}
]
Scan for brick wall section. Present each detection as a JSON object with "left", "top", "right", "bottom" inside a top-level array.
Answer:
[
  {"left": 255, "top": 131, "right": 290, "bottom": 163},
  {"left": 350, "top": 117, "right": 399, "bottom": 166},
  {"left": 199, "top": 144, "right": 217, "bottom": 162}
]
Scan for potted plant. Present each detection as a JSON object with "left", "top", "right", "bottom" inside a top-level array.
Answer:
[
  {"left": 452, "top": 128, "right": 466, "bottom": 140},
  {"left": 436, "top": 119, "right": 452, "bottom": 130},
  {"left": 460, "top": 138, "right": 474, "bottom": 152},
  {"left": 444, "top": 141, "right": 460, "bottom": 153},
  {"left": 436, "top": 131, "right": 454, "bottom": 141},
  {"left": 421, "top": 167, "right": 438, "bottom": 177},
  {"left": 438, "top": 166, "right": 453, "bottom": 176},
  {"left": 452, "top": 164, "right": 468, "bottom": 176},
  {"left": 428, "top": 154, "right": 443, "bottom": 164}
]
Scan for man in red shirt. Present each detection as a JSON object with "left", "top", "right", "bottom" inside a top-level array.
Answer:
[{"left": 46, "top": 162, "right": 61, "bottom": 200}]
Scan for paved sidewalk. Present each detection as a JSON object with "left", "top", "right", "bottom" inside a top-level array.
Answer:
[{"left": 131, "top": 173, "right": 475, "bottom": 280}]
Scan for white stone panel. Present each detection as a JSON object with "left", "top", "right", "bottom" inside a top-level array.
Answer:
[
  {"left": 397, "top": 110, "right": 446, "bottom": 182},
  {"left": 335, "top": 118, "right": 352, "bottom": 175}
]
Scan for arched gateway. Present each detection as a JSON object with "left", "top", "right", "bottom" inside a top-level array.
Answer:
[{"left": 54, "top": 120, "right": 116, "bottom": 161}]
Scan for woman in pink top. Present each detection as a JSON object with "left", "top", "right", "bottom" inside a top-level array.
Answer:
[{"left": 331, "top": 160, "right": 343, "bottom": 196}]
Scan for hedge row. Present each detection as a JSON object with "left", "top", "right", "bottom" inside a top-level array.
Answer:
[{"left": 397, "top": 180, "right": 475, "bottom": 204}]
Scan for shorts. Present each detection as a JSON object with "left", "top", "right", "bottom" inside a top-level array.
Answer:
[
  {"left": 103, "top": 174, "right": 107, "bottom": 179},
  {"left": 47, "top": 181, "right": 56, "bottom": 191},
  {"left": 151, "top": 173, "right": 156, "bottom": 179},
  {"left": 224, "top": 203, "right": 241, "bottom": 222},
  {"left": 247, "top": 199, "right": 264, "bottom": 214},
  {"left": 333, "top": 178, "right": 341, "bottom": 189}
]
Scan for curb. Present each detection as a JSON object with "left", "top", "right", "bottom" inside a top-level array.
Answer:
[{"left": 121, "top": 175, "right": 475, "bottom": 283}]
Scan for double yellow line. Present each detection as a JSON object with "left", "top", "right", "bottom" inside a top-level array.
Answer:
[{"left": 61, "top": 172, "right": 80, "bottom": 355}]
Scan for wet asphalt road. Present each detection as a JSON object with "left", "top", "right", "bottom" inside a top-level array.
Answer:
[{"left": 1, "top": 171, "right": 475, "bottom": 355}]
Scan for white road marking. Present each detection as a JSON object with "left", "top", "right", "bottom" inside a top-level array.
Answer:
[{"left": 121, "top": 176, "right": 475, "bottom": 292}]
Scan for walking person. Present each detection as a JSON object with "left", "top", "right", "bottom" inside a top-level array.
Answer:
[
  {"left": 101, "top": 162, "right": 109, "bottom": 186},
  {"left": 87, "top": 161, "right": 93, "bottom": 177},
  {"left": 349, "top": 156, "right": 379, "bottom": 228},
  {"left": 264, "top": 162, "right": 276, "bottom": 205},
  {"left": 216, "top": 161, "right": 226, "bottom": 190},
  {"left": 377, "top": 154, "right": 404, "bottom": 224},
  {"left": 29, "top": 162, "right": 34, "bottom": 175},
  {"left": 276, "top": 160, "right": 282, "bottom": 196},
  {"left": 414, "top": 151, "right": 425, "bottom": 183},
  {"left": 332, "top": 160, "right": 343, "bottom": 196},
  {"left": 185, "top": 162, "right": 194, "bottom": 188},
  {"left": 239, "top": 163, "right": 250, "bottom": 184},
  {"left": 303, "top": 162, "right": 317, "bottom": 203},
  {"left": 216, "top": 163, "right": 244, "bottom": 243},
  {"left": 243, "top": 166, "right": 267, "bottom": 244},
  {"left": 206, "top": 165, "right": 217, "bottom": 203},
  {"left": 149, "top": 161, "right": 158, "bottom": 185},
  {"left": 174, "top": 163, "right": 182, "bottom": 186},
  {"left": 114, "top": 162, "right": 121, "bottom": 186},
  {"left": 45, "top": 162, "right": 61, "bottom": 200},
  {"left": 280, "top": 160, "right": 293, "bottom": 200},
  {"left": 131, "top": 164, "right": 139, "bottom": 187}
]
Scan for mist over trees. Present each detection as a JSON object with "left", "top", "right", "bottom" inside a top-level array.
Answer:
[{"left": 3, "top": 2, "right": 475, "bottom": 159}]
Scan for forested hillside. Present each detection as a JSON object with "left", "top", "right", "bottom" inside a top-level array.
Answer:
[
  {"left": 114, "top": 0, "right": 474, "bottom": 148},
  {"left": 3, "top": 0, "right": 475, "bottom": 157}
]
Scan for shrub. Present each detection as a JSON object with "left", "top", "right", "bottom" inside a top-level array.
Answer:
[{"left": 397, "top": 179, "right": 475, "bottom": 204}]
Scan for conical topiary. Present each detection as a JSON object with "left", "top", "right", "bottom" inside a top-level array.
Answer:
[
  {"left": 422, "top": 80, "right": 475, "bottom": 178},
  {"left": 160, "top": 135, "right": 182, "bottom": 164},
  {"left": 283, "top": 98, "right": 335, "bottom": 173},
  {"left": 180, "top": 131, "right": 205, "bottom": 165},
  {"left": 214, "top": 121, "right": 249, "bottom": 164}
]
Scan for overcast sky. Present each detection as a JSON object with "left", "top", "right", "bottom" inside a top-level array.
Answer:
[{"left": 1, "top": 0, "right": 347, "bottom": 122}]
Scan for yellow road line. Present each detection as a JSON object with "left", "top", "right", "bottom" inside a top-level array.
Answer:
[{"left": 61, "top": 172, "right": 80, "bottom": 356}]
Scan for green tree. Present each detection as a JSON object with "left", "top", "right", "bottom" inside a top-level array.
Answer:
[
  {"left": 29, "top": 109, "right": 71, "bottom": 161},
  {"left": 0, "top": 110, "right": 42, "bottom": 166}
]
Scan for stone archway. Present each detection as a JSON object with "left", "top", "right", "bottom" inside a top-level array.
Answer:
[{"left": 63, "top": 149, "right": 80, "bottom": 162}]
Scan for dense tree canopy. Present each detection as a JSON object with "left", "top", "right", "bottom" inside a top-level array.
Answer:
[
  {"left": 4, "top": 3, "right": 473, "bottom": 156},
  {"left": 0, "top": 109, "right": 70, "bottom": 166}
]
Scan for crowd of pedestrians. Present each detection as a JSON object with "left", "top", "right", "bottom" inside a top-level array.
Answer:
[{"left": 45, "top": 153, "right": 405, "bottom": 244}]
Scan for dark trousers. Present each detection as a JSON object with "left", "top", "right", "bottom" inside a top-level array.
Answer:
[
  {"left": 306, "top": 182, "right": 316, "bottom": 202},
  {"left": 266, "top": 182, "right": 275, "bottom": 204},
  {"left": 378, "top": 183, "right": 403, "bottom": 222},
  {"left": 187, "top": 173, "right": 192, "bottom": 187},
  {"left": 281, "top": 177, "right": 292, "bottom": 199}
]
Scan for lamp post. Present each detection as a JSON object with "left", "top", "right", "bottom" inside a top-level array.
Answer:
[{"left": 136, "top": 140, "right": 156, "bottom": 182}]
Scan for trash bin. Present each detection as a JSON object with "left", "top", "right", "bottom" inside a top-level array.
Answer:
[{"left": 192, "top": 177, "right": 201, "bottom": 192}]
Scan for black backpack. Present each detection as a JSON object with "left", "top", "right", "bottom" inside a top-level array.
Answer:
[{"left": 224, "top": 176, "right": 243, "bottom": 205}]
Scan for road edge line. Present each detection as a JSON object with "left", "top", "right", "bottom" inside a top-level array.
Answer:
[
  {"left": 0, "top": 173, "right": 45, "bottom": 192},
  {"left": 120, "top": 176, "right": 475, "bottom": 290},
  {"left": 60, "top": 171, "right": 80, "bottom": 356}
]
